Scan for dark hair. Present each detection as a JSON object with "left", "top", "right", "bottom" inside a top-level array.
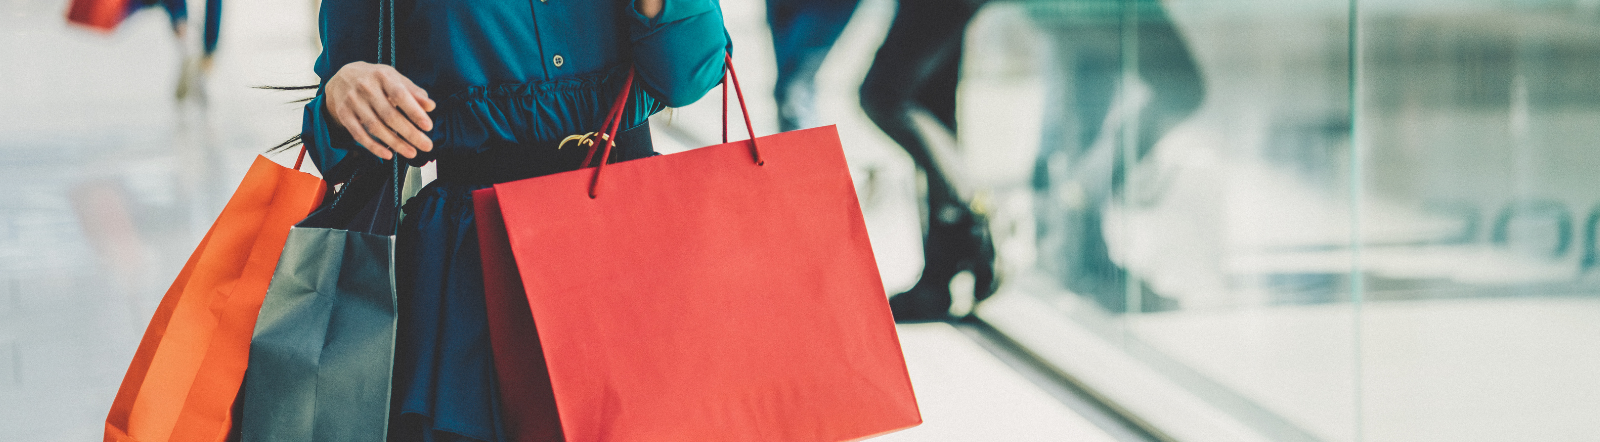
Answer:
[{"left": 258, "top": 84, "right": 321, "bottom": 153}]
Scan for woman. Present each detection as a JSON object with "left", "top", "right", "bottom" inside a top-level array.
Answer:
[{"left": 297, "top": 0, "right": 730, "bottom": 440}]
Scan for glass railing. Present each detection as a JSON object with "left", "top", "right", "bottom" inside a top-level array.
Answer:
[{"left": 969, "top": 1, "right": 1600, "bottom": 440}]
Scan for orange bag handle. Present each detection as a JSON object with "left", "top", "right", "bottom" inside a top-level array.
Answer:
[{"left": 584, "top": 53, "right": 761, "bottom": 198}]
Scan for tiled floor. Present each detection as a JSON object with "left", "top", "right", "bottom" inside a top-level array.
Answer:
[{"left": 0, "top": 0, "right": 1122, "bottom": 440}]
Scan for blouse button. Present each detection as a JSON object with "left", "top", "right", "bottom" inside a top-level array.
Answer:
[{"left": 553, "top": 55, "right": 565, "bottom": 67}]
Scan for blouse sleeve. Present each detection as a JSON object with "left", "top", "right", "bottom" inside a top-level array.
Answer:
[
  {"left": 301, "top": 0, "right": 382, "bottom": 183},
  {"left": 627, "top": 0, "right": 732, "bottom": 108}
]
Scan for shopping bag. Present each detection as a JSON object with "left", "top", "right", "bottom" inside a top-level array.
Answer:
[
  {"left": 105, "top": 154, "right": 326, "bottom": 442},
  {"left": 476, "top": 187, "right": 564, "bottom": 442},
  {"left": 240, "top": 160, "right": 404, "bottom": 442},
  {"left": 66, "top": 0, "right": 130, "bottom": 33},
  {"left": 478, "top": 59, "right": 921, "bottom": 442}
]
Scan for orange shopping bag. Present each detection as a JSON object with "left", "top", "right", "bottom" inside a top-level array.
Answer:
[
  {"left": 476, "top": 57, "right": 921, "bottom": 442},
  {"left": 106, "top": 153, "right": 325, "bottom": 442}
]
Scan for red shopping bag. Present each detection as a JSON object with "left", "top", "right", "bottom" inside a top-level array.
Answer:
[
  {"left": 476, "top": 59, "right": 920, "bottom": 442},
  {"left": 106, "top": 153, "right": 325, "bottom": 442},
  {"left": 66, "top": 0, "right": 130, "bottom": 33},
  {"left": 475, "top": 187, "right": 563, "bottom": 442}
]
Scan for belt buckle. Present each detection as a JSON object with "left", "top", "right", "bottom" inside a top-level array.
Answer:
[{"left": 558, "top": 132, "right": 615, "bottom": 150}]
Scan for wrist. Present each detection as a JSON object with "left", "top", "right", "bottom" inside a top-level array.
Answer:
[{"left": 320, "top": 91, "right": 350, "bottom": 131}]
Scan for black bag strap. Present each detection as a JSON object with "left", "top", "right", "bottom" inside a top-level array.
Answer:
[
  {"left": 379, "top": 0, "right": 399, "bottom": 218},
  {"left": 299, "top": 0, "right": 403, "bottom": 235}
]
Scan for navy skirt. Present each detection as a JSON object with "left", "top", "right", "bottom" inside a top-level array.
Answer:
[{"left": 388, "top": 123, "right": 655, "bottom": 442}]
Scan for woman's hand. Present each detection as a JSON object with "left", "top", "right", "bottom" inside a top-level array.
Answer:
[
  {"left": 635, "top": 0, "right": 661, "bottom": 19},
  {"left": 324, "top": 61, "right": 436, "bottom": 160}
]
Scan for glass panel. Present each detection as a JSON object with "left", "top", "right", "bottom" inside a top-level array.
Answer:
[
  {"left": 971, "top": 0, "right": 1359, "bottom": 440},
  {"left": 1119, "top": 1, "right": 1359, "bottom": 440},
  {"left": 1356, "top": 1, "right": 1600, "bottom": 440}
]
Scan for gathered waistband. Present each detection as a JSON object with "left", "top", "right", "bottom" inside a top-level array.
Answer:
[
  {"left": 420, "top": 65, "right": 665, "bottom": 157},
  {"left": 434, "top": 121, "right": 655, "bottom": 185}
]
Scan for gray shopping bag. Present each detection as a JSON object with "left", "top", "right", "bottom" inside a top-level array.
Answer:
[{"left": 241, "top": 160, "right": 404, "bottom": 442}]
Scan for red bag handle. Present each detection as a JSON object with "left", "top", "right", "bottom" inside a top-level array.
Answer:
[
  {"left": 581, "top": 69, "right": 636, "bottom": 172},
  {"left": 722, "top": 53, "right": 763, "bottom": 166},
  {"left": 584, "top": 53, "right": 761, "bottom": 199},
  {"left": 294, "top": 146, "right": 309, "bottom": 171}
]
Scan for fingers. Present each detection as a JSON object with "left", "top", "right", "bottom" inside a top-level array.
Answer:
[
  {"left": 351, "top": 100, "right": 418, "bottom": 160},
  {"left": 334, "top": 106, "right": 392, "bottom": 160},
  {"left": 408, "top": 83, "right": 436, "bottom": 113},
  {"left": 374, "top": 90, "right": 431, "bottom": 155},
  {"left": 327, "top": 62, "right": 442, "bottom": 160},
  {"left": 378, "top": 104, "right": 432, "bottom": 155},
  {"left": 382, "top": 78, "right": 435, "bottom": 149},
  {"left": 357, "top": 75, "right": 422, "bottom": 158}
]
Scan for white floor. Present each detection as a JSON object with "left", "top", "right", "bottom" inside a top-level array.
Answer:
[
  {"left": 877, "top": 323, "right": 1118, "bottom": 442},
  {"left": 1130, "top": 297, "right": 1600, "bottom": 442}
]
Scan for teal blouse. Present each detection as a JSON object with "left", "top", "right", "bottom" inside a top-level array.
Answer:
[{"left": 301, "top": 0, "right": 731, "bottom": 181}]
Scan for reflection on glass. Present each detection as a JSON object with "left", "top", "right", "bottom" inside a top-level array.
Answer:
[
  {"left": 983, "top": 0, "right": 1359, "bottom": 440},
  {"left": 1028, "top": 0, "right": 1204, "bottom": 314},
  {"left": 981, "top": 0, "right": 1600, "bottom": 440}
]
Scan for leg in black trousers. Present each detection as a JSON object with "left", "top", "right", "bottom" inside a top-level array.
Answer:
[{"left": 860, "top": 0, "right": 995, "bottom": 322}]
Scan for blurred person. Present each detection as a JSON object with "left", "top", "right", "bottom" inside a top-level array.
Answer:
[
  {"left": 121, "top": 0, "right": 189, "bottom": 97},
  {"left": 189, "top": 0, "right": 222, "bottom": 99},
  {"left": 287, "top": 0, "right": 728, "bottom": 439},
  {"left": 767, "top": 0, "right": 861, "bottom": 131},
  {"left": 1028, "top": 0, "right": 1203, "bottom": 312},
  {"left": 121, "top": 0, "right": 223, "bottom": 100},
  {"left": 860, "top": 0, "right": 995, "bottom": 322}
]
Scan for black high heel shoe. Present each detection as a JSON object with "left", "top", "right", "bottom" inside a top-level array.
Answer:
[{"left": 889, "top": 204, "right": 999, "bottom": 322}]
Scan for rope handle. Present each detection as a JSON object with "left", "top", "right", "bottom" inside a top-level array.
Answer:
[
  {"left": 374, "top": 0, "right": 401, "bottom": 222},
  {"left": 584, "top": 53, "right": 761, "bottom": 199},
  {"left": 581, "top": 69, "right": 636, "bottom": 171},
  {"left": 722, "top": 53, "right": 763, "bottom": 166}
]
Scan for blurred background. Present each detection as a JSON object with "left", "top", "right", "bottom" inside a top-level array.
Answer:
[{"left": 4, "top": 0, "right": 1600, "bottom": 440}]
